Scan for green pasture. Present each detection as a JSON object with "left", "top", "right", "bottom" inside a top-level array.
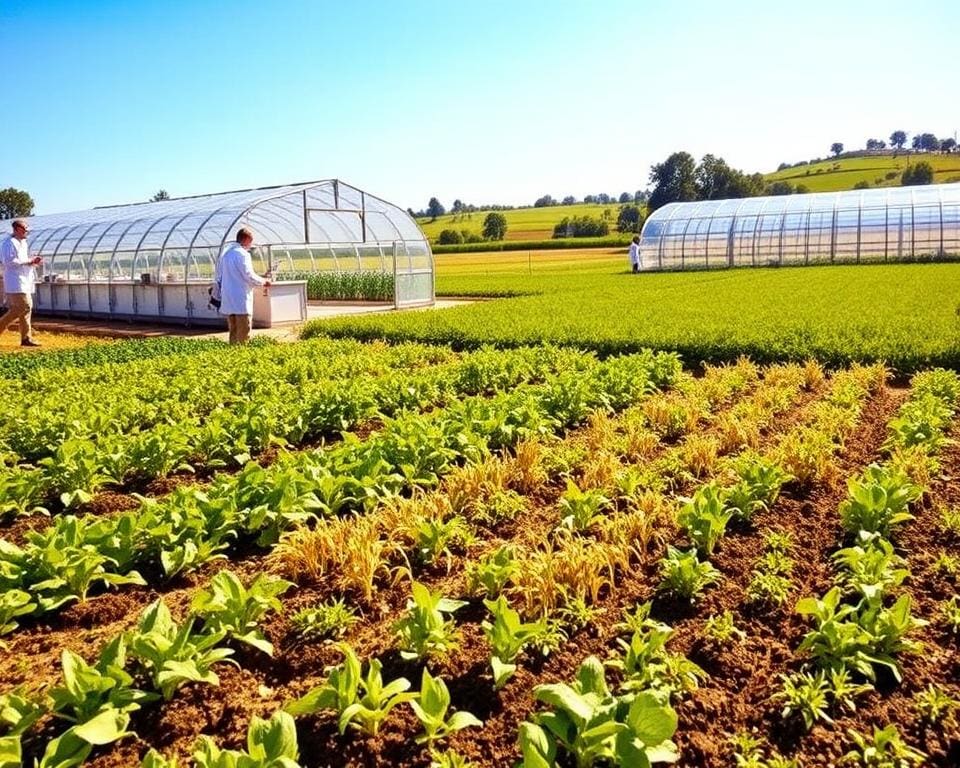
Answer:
[
  {"left": 417, "top": 202, "right": 623, "bottom": 242},
  {"left": 764, "top": 153, "right": 960, "bottom": 193},
  {"left": 304, "top": 261, "right": 960, "bottom": 373}
]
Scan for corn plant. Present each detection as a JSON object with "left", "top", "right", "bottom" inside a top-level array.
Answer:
[
  {"left": 127, "top": 599, "right": 236, "bottom": 700},
  {"left": 193, "top": 710, "right": 301, "bottom": 768},
  {"left": 841, "top": 725, "right": 925, "bottom": 767},
  {"left": 519, "top": 656, "right": 679, "bottom": 768},
  {"left": 289, "top": 598, "right": 359, "bottom": 642},
  {"left": 482, "top": 595, "right": 550, "bottom": 689},
  {"left": 394, "top": 581, "right": 466, "bottom": 662},
  {"left": 410, "top": 668, "right": 482, "bottom": 745},
  {"left": 191, "top": 570, "right": 293, "bottom": 655},
  {"left": 839, "top": 465, "right": 920, "bottom": 539},
  {"left": 677, "top": 483, "right": 734, "bottom": 556},
  {"left": 657, "top": 546, "right": 720, "bottom": 602}
]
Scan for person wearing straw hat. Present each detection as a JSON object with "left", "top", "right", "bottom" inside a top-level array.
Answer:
[{"left": 0, "top": 219, "right": 42, "bottom": 346}]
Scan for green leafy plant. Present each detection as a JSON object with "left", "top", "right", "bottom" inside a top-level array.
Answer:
[
  {"left": 393, "top": 581, "right": 466, "bottom": 662},
  {"left": 940, "top": 595, "right": 960, "bottom": 634},
  {"left": 558, "top": 479, "right": 611, "bottom": 532},
  {"left": 413, "top": 514, "right": 474, "bottom": 566},
  {"left": 466, "top": 544, "right": 517, "bottom": 598},
  {"left": 410, "top": 668, "right": 483, "bottom": 745},
  {"left": 520, "top": 656, "right": 679, "bottom": 768},
  {"left": 776, "top": 670, "right": 832, "bottom": 731},
  {"left": 913, "top": 683, "right": 958, "bottom": 726},
  {"left": 725, "top": 454, "right": 792, "bottom": 522},
  {"left": 0, "top": 589, "right": 35, "bottom": 645},
  {"left": 939, "top": 505, "right": 960, "bottom": 538},
  {"left": 289, "top": 598, "right": 359, "bottom": 641},
  {"left": 657, "top": 546, "right": 720, "bottom": 601},
  {"left": 607, "top": 621, "right": 705, "bottom": 701},
  {"left": 191, "top": 569, "right": 293, "bottom": 656},
  {"left": 746, "top": 571, "right": 792, "bottom": 607},
  {"left": 428, "top": 749, "right": 479, "bottom": 768},
  {"left": 482, "top": 595, "right": 550, "bottom": 689},
  {"left": 703, "top": 611, "right": 746, "bottom": 647},
  {"left": 193, "top": 710, "right": 301, "bottom": 768},
  {"left": 841, "top": 724, "right": 925, "bottom": 767},
  {"left": 677, "top": 483, "right": 733, "bottom": 556},
  {"left": 127, "top": 599, "right": 236, "bottom": 700},
  {"left": 839, "top": 465, "right": 920, "bottom": 539},
  {"left": 833, "top": 534, "right": 909, "bottom": 603}
]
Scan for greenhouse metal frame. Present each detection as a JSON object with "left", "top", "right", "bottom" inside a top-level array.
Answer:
[
  {"left": 0, "top": 179, "right": 433, "bottom": 322},
  {"left": 638, "top": 182, "right": 960, "bottom": 270}
]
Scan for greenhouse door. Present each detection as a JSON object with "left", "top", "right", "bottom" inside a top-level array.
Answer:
[{"left": 393, "top": 241, "right": 434, "bottom": 309}]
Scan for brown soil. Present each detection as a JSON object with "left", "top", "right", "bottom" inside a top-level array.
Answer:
[{"left": 4, "top": 380, "right": 958, "bottom": 767}]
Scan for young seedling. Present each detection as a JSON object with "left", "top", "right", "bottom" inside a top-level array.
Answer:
[
  {"left": 410, "top": 668, "right": 482, "bottom": 745},
  {"left": 290, "top": 598, "right": 359, "bottom": 642}
]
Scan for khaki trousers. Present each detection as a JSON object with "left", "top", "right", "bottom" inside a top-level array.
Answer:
[
  {"left": 0, "top": 293, "right": 33, "bottom": 342},
  {"left": 227, "top": 314, "right": 251, "bottom": 344}
]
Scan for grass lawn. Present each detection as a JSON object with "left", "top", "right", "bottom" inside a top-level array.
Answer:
[
  {"left": 763, "top": 153, "right": 960, "bottom": 192},
  {"left": 305, "top": 258, "right": 960, "bottom": 373}
]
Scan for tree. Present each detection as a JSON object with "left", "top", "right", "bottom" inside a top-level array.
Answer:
[
  {"left": 902, "top": 162, "right": 934, "bottom": 185},
  {"left": 534, "top": 194, "right": 556, "bottom": 208},
  {"left": 634, "top": 190, "right": 648, "bottom": 204},
  {"left": 437, "top": 229, "right": 463, "bottom": 245},
  {"left": 150, "top": 189, "right": 170, "bottom": 202},
  {"left": 911, "top": 135, "right": 922, "bottom": 151},
  {"left": 648, "top": 151, "right": 697, "bottom": 211},
  {"left": 830, "top": 142, "right": 844, "bottom": 157},
  {"left": 919, "top": 133, "right": 939, "bottom": 152},
  {"left": 597, "top": 193, "right": 611, "bottom": 205},
  {"left": 562, "top": 195, "right": 576, "bottom": 205},
  {"left": 427, "top": 197, "right": 445, "bottom": 221},
  {"left": 890, "top": 130, "right": 907, "bottom": 150},
  {"left": 866, "top": 138, "right": 881, "bottom": 151},
  {"left": 583, "top": 194, "right": 597, "bottom": 204},
  {"left": 482, "top": 212, "right": 507, "bottom": 240},
  {"left": 0, "top": 187, "right": 34, "bottom": 219},
  {"left": 616, "top": 204, "right": 644, "bottom": 234},
  {"left": 695, "top": 154, "right": 764, "bottom": 200},
  {"left": 618, "top": 192, "right": 632, "bottom": 204},
  {"left": 451, "top": 199, "right": 464, "bottom": 214},
  {"left": 942, "top": 138, "right": 957, "bottom": 153},
  {"left": 767, "top": 181, "right": 794, "bottom": 196}
]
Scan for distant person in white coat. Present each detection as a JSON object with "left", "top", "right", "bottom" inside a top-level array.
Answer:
[
  {"left": 0, "top": 219, "right": 42, "bottom": 346},
  {"left": 628, "top": 234, "right": 642, "bottom": 273},
  {"left": 214, "top": 227, "right": 270, "bottom": 344}
]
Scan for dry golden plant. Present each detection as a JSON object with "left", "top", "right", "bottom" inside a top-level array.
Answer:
[
  {"left": 641, "top": 395, "right": 690, "bottom": 440},
  {"left": 582, "top": 411, "right": 618, "bottom": 453},
  {"left": 598, "top": 490, "right": 676, "bottom": 561},
  {"left": 714, "top": 412, "right": 760, "bottom": 455},
  {"left": 699, "top": 358, "right": 759, "bottom": 406},
  {"left": 802, "top": 360, "right": 827, "bottom": 391},
  {"left": 510, "top": 535, "right": 618, "bottom": 618},
  {"left": 762, "top": 362, "right": 806, "bottom": 390},
  {"left": 443, "top": 456, "right": 506, "bottom": 515},
  {"left": 505, "top": 438, "right": 549, "bottom": 494},
  {"left": 622, "top": 424, "right": 660, "bottom": 462},
  {"left": 378, "top": 491, "right": 453, "bottom": 545},
  {"left": 577, "top": 449, "right": 623, "bottom": 492},
  {"left": 680, "top": 433, "right": 721, "bottom": 479},
  {"left": 270, "top": 514, "right": 401, "bottom": 603},
  {"left": 776, "top": 426, "right": 838, "bottom": 487},
  {"left": 888, "top": 444, "right": 941, "bottom": 489}
]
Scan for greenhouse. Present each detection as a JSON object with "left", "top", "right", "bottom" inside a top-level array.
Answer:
[
  {"left": 638, "top": 182, "right": 960, "bottom": 271},
  {"left": 0, "top": 179, "right": 433, "bottom": 325}
]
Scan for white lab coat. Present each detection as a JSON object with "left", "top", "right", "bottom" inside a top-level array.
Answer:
[
  {"left": 0, "top": 235, "right": 35, "bottom": 295},
  {"left": 215, "top": 243, "right": 265, "bottom": 316},
  {"left": 628, "top": 241, "right": 641, "bottom": 268}
]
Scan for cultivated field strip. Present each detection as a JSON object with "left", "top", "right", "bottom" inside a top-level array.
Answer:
[{"left": 7, "top": 364, "right": 952, "bottom": 765}]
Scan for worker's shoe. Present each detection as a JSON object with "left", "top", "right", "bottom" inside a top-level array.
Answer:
[
  {"left": 21, "top": 339, "right": 41, "bottom": 347},
  {"left": 0, "top": 306, "right": 8, "bottom": 318}
]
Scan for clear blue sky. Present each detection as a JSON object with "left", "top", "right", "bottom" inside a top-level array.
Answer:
[{"left": 4, "top": 0, "right": 958, "bottom": 215}]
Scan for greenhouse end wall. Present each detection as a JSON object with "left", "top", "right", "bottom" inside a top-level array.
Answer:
[{"left": 638, "top": 183, "right": 960, "bottom": 270}]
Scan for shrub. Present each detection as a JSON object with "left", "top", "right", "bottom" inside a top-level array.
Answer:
[
  {"left": 552, "top": 216, "right": 610, "bottom": 239},
  {"left": 853, "top": 181, "right": 870, "bottom": 190},
  {"left": 482, "top": 213, "right": 508, "bottom": 241},
  {"left": 902, "top": 162, "right": 934, "bottom": 186},
  {"left": 437, "top": 229, "right": 463, "bottom": 245}
]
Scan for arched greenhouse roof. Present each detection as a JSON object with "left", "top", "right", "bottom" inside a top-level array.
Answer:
[
  {"left": 0, "top": 179, "right": 427, "bottom": 282},
  {"left": 638, "top": 182, "right": 960, "bottom": 270}
]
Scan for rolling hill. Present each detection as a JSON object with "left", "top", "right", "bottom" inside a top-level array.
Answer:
[{"left": 763, "top": 152, "right": 960, "bottom": 193}]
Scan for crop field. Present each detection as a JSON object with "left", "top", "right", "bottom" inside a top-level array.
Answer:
[
  {"left": 308, "top": 262, "right": 960, "bottom": 373},
  {"left": 764, "top": 154, "right": 960, "bottom": 193},
  {"left": 417, "top": 204, "right": 624, "bottom": 243},
  {"left": 1, "top": 333, "right": 959, "bottom": 768},
  {"left": 435, "top": 247, "right": 623, "bottom": 278}
]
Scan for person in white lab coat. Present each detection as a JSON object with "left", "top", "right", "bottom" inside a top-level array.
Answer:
[
  {"left": 214, "top": 227, "right": 270, "bottom": 344},
  {"left": 628, "top": 234, "right": 642, "bottom": 274},
  {"left": 0, "top": 219, "right": 43, "bottom": 346}
]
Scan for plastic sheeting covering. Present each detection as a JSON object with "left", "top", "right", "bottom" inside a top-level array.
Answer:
[
  {"left": 1, "top": 179, "right": 428, "bottom": 283},
  {"left": 638, "top": 182, "right": 960, "bottom": 270}
]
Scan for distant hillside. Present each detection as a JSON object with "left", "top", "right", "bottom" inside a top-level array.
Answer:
[
  {"left": 763, "top": 153, "right": 960, "bottom": 193},
  {"left": 417, "top": 202, "right": 628, "bottom": 243}
]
